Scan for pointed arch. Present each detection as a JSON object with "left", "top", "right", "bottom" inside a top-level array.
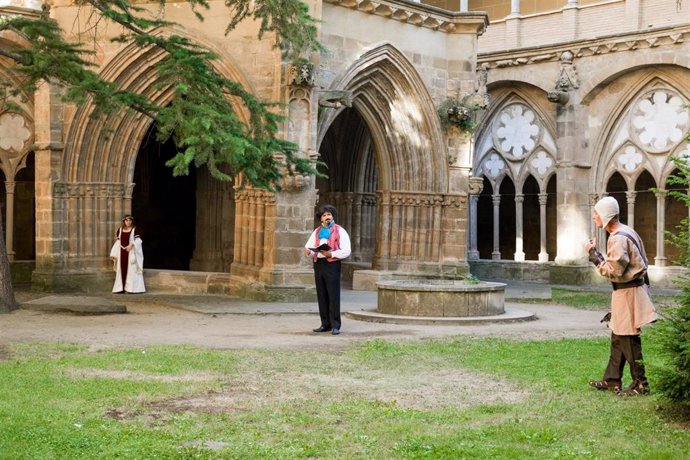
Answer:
[
  {"left": 592, "top": 74, "right": 690, "bottom": 191},
  {"left": 61, "top": 28, "right": 254, "bottom": 184},
  {"left": 580, "top": 59, "right": 690, "bottom": 106},
  {"left": 317, "top": 42, "right": 447, "bottom": 193},
  {"left": 473, "top": 88, "right": 556, "bottom": 178}
]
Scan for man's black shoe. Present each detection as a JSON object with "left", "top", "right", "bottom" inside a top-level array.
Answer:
[
  {"left": 331, "top": 328, "right": 341, "bottom": 335},
  {"left": 313, "top": 326, "right": 331, "bottom": 333}
]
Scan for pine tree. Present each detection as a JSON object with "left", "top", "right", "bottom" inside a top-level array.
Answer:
[
  {"left": 0, "top": 0, "right": 321, "bottom": 313},
  {"left": 653, "top": 155, "right": 690, "bottom": 404}
]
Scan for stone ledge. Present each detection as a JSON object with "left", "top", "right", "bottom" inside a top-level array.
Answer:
[
  {"left": 345, "top": 306, "right": 536, "bottom": 325},
  {"left": 22, "top": 296, "right": 127, "bottom": 314}
]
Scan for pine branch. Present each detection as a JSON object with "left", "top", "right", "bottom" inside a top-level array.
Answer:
[{"left": 1, "top": 0, "right": 321, "bottom": 190}]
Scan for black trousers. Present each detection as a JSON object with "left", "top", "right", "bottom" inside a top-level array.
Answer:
[
  {"left": 314, "top": 258, "right": 341, "bottom": 329},
  {"left": 602, "top": 333, "right": 647, "bottom": 384}
]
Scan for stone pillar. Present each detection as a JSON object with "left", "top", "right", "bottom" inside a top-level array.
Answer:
[
  {"left": 510, "top": 0, "right": 520, "bottom": 16},
  {"left": 460, "top": 0, "right": 469, "bottom": 12},
  {"left": 468, "top": 195, "right": 479, "bottom": 260},
  {"left": 492, "top": 194, "right": 501, "bottom": 260},
  {"left": 553, "top": 100, "right": 590, "bottom": 265},
  {"left": 514, "top": 193, "right": 525, "bottom": 261},
  {"left": 467, "top": 176, "right": 483, "bottom": 261},
  {"left": 588, "top": 193, "right": 599, "bottom": 244},
  {"left": 626, "top": 190, "right": 636, "bottom": 228},
  {"left": 352, "top": 194, "right": 363, "bottom": 261},
  {"left": 3, "top": 181, "right": 15, "bottom": 262},
  {"left": 654, "top": 191, "right": 666, "bottom": 267},
  {"left": 229, "top": 60, "right": 319, "bottom": 301},
  {"left": 538, "top": 192, "right": 549, "bottom": 262},
  {"left": 32, "top": 82, "right": 69, "bottom": 290}
]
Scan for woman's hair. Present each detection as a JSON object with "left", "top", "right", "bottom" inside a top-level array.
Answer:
[{"left": 122, "top": 214, "right": 134, "bottom": 223}]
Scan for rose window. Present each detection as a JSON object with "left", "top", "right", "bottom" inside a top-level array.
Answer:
[
  {"left": 631, "top": 90, "right": 689, "bottom": 153},
  {"left": 493, "top": 103, "right": 540, "bottom": 160}
]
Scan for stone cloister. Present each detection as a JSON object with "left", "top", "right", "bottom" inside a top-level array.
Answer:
[{"left": 1, "top": 0, "right": 689, "bottom": 297}]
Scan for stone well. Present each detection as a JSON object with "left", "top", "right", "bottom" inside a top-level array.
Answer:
[{"left": 376, "top": 279, "right": 506, "bottom": 317}]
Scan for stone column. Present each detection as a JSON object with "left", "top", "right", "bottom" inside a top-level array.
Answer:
[
  {"left": 467, "top": 176, "right": 483, "bottom": 261},
  {"left": 352, "top": 194, "right": 363, "bottom": 261},
  {"left": 553, "top": 100, "right": 590, "bottom": 265},
  {"left": 538, "top": 192, "right": 549, "bottom": 262},
  {"left": 506, "top": 3, "right": 522, "bottom": 49},
  {"left": 32, "top": 81, "right": 69, "bottom": 290},
  {"left": 654, "top": 191, "right": 666, "bottom": 267},
  {"left": 514, "top": 193, "right": 525, "bottom": 261},
  {"left": 626, "top": 190, "right": 636, "bottom": 228},
  {"left": 492, "top": 194, "right": 501, "bottom": 260},
  {"left": 3, "top": 181, "right": 15, "bottom": 262},
  {"left": 510, "top": 0, "right": 520, "bottom": 16},
  {"left": 229, "top": 60, "right": 320, "bottom": 300},
  {"left": 468, "top": 195, "right": 480, "bottom": 260},
  {"left": 460, "top": 0, "right": 469, "bottom": 12}
]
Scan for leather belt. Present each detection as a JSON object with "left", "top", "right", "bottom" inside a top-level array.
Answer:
[{"left": 611, "top": 277, "right": 646, "bottom": 291}]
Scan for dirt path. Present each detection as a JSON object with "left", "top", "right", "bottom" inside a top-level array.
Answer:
[{"left": 1, "top": 291, "right": 610, "bottom": 351}]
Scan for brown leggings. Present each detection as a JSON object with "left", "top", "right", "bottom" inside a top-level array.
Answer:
[{"left": 602, "top": 333, "right": 647, "bottom": 384}]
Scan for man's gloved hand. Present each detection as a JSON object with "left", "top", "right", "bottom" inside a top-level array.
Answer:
[
  {"left": 600, "top": 312, "right": 611, "bottom": 323},
  {"left": 588, "top": 248, "right": 604, "bottom": 266}
]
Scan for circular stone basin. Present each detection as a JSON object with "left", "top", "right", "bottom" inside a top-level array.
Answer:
[{"left": 376, "top": 279, "right": 506, "bottom": 317}]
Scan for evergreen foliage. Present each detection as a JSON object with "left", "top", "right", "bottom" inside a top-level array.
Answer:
[
  {"left": 0, "top": 0, "right": 320, "bottom": 312},
  {"left": 0, "top": 0, "right": 320, "bottom": 188},
  {"left": 653, "top": 155, "right": 690, "bottom": 404}
]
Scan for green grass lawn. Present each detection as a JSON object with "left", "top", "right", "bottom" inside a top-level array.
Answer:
[
  {"left": 537, "top": 288, "right": 679, "bottom": 311},
  {"left": 1, "top": 338, "right": 688, "bottom": 459}
]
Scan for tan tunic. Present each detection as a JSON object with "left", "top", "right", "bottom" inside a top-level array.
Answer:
[{"left": 596, "top": 224, "right": 658, "bottom": 335}]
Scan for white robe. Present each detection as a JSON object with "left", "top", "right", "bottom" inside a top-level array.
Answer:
[{"left": 111, "top": 229, "right": 146, "bottom": 293}]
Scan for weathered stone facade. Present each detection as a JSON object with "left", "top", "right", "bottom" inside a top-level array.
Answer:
[
  {"left": 470, "top": 0, "right": 690, "bottom": 287},
  {"left": 1, "top": 0, "right": 688, "bottom": 296}
]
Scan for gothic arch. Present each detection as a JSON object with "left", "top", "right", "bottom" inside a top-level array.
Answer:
[
  {"left": 474, "top": 91, "right": 556, "bottom": 188},
  {"left": 592, "top": 75, "right": 690, "bottom": 190},
  {"left": 485, "top": 73, "right": 553, "bottom": 99},
  {"left": 61, "top": 28, "right": 253, "bottom": 184},
  {"left": 477, "top": 84, "right": 556, "bottom": 140},
  {"left": 317, "top": 42, "right": 447, "bottom": 193},
  {"left": 580, "top": 57, "right": 690, "bottom": 105}
]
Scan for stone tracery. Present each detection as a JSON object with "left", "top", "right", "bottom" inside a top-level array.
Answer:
[{"left": 631, "top": 90, "right": 689, "bottom": 153}]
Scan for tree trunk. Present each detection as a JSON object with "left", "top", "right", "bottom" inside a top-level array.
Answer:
[{"left": 0, "top": 215, "right": 18, "bottom": 313}]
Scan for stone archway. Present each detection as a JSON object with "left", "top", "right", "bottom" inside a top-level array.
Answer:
[
  {"left": 317, "top": 43, "right": 463, "bottom": 275},
  {"left": 33, "top": 31, "right": 248, "bottom": 288},
  {"left": 0, "top": 61, "right": 35, "bottom": 266},
  {"left": 592, "top": 74, "right": 690, "bottom": 267}
]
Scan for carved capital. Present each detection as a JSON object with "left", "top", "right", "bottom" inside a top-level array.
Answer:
[{"left": 468, "top": 176, "right": 484, "bottom": 195}]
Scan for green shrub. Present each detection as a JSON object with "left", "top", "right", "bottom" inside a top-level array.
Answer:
[{"left": 653, "top": 155, "right": 690, "bottom": 404}]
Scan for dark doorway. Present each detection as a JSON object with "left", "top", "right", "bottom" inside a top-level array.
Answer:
[
  {"left": 15, "top": 152, "right": 35, "bottom": 260},
  {"left": 132, "top": 124, "right": 196, "bottom": 270},
  {"left": 318, "top": 107, "right": 378, "bottom": 263}
]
